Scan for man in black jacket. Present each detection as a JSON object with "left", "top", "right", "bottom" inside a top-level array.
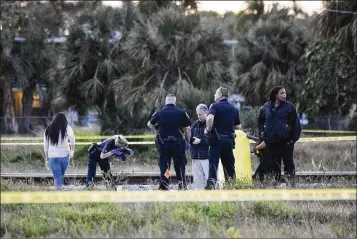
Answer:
[
  {"left": 190, "top": 104, "right": 210, "bottom": 190},
  {"left": 147, "top": 94, "right": 191, "bottom": 190}
]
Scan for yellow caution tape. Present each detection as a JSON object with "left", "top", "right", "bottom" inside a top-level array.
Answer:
[
  {"left": 0, "top": 135, "right": 155, "bottom": 140},
  {"left": 1, "top": 136, "right": 355, "bottom": 146},
  {"left": 2, "top": 130, "right": 355, "bottom": 141},
  {"left": 0, "top": 141, "right": 155, "bottom": 146},
  {"left": 298, "top": 136, "right": 356, "bottom": 142},
  {"left": 1, "top": 189, "right": 355, "bottom": 204},
  {"left": 302, "top": 129, "right": 356, "bottom": 134}
]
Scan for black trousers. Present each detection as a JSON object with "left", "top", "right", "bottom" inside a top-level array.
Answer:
[
  {"left": 86, "top": 147, "right": 112, "bottom": 184},
  {"left": 207, "top": 137, "right": 236, "bottom": 186},
  {"left": 256, "top": 142, "right": 295, "bottom": 182},
  {"left": 158, "top": 140, "right": 186, "bottom": 189}
]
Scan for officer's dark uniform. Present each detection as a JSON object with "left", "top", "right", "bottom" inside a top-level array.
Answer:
[
  {"left": 149, "top": 104, "right": 191, "bottom": 190},
  {"left": 257, "top": 100, "right": 302, "bottom": 182},
  {"left": 86, "top": 138, "right": 116, "bottom": 185},
  {"left": 206, "top": 98, "right": 241, "bottom": 188}
]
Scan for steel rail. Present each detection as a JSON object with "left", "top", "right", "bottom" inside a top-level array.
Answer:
[{"left": 1, "top": 171, "right": 356, "bottom": 185}]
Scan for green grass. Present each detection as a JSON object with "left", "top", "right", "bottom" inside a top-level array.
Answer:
[
  {"left": 72, "top": 127, "right": 101, "bottom": 136},
  {"left": 1, "top": 141, "right": 355, "bottom": 173},
  {"left": 1, "top": 200, "right": 356, "bottom": 238}
]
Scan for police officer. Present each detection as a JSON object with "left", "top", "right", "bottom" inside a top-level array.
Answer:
[
  {"left": 147, "top": 94, "right": 191, "bottom": 190},
  {"left": 204, "top": 87, "right": 241, "bottom": 189},
  {"left": 86, "top": 135, "right": 131, "bottom": 187},
  {"left": 257, "top": 86, "right": 302, "bottom": 184}
]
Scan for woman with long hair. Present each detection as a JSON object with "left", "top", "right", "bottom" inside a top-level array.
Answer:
[
  {"left": 44, "top": 112, "right": 75, "bottom": 190},
  {"left": 256, "top": 86, "right": 301, "bottom": 184}
]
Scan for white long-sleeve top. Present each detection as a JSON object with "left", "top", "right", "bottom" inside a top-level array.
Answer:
[{"left": 44, "top": 125, "right": 76, "bottom": 158}]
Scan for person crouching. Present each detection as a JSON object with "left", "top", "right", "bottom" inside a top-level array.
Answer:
[{"left": 86, "top": 135, "right": 133, "bottom": 187}]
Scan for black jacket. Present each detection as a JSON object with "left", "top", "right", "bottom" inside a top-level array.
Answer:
[
  {"left": 257, "top": 100, "right": 302, "bottom": 143},
  {"left": 190, "top": 120, "right": 209, "bottom": 160}
]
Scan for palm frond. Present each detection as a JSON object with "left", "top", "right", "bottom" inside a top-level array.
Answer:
[
  {"left": 122, "top": 85, "right": 146, "bottom": 106},
  {"left": 79, "top": 77, "right": 104, "bottom": 100},
  {"left": 313, "top": 1, "right": 357, "bottom": 53},
  {"left": 144, "top": 87, "right": 167, "bottom": 108},
  {"left": 250, "top": 62, "right": 268, "bottom": 79},
  {"left": 235, "top": 44, "right": 252, "bottom": 64},
  {"left": 100, "top": 58, "right": 118, "bottom": 82}
]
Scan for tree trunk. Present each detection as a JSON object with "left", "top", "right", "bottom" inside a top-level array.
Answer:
[
  {"left": 334, "top": 65, "right": 341, "bottom": 118},
  {"left": 21, "top": 86, "right": 34, "bottom": 134},
  {"left": 1, "top": 77, "right": 18, "bottom": 134},
  {"left": 155, "top": 69, "right": 162, "bottom": 110}
]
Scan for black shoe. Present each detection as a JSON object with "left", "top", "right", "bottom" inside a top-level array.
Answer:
[
  {"left": 86, "top": 181, "right": 94, "bottom": 188},
  {"left": 178, "top": 182, "right": 187, "bottom": 190},
  {"left": 286, "top": 175, "right": 296, "bottom": 188},
  {"left": 279, "top": 177, "right": 287, "bottom": 183},
  {"left": 158, "top": 184, "right": 169, "bottom": 190},
  {"left": 158, "top": 180, "right": 169, "bottom": 190},
  {"left": 205, "top": 184, "right": 215, "bottom": 190}
]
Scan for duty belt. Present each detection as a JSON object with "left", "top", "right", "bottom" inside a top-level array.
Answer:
[
  {"left": 163, "top": 136, "right": 179, "bottom": 142},
  {"left": 213, "top": 129, "right": 236, "bottom": 140}
]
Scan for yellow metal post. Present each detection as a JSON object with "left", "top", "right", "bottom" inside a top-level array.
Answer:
[{"left": 218, "top": 130, "right": 252, "bottom": 188}]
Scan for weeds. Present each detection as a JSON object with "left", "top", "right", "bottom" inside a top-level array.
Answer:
[
  {"left": 1, "top": 200, "right": 355, "bottom": 238},
  {"left": 2, "top": 141, "right": 355, "bottom": 173}
]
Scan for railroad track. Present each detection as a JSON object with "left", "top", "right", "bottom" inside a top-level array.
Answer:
[{"left": 1, "top": 171, "right": 356, "bottom": 185}]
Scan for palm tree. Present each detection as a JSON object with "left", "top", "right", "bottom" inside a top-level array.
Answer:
[
  {"left": 117, "top": 6, "right": 230, "bottom": 115},
  {"left": 313, "top": 0, "right": 357, "bottom": 55},
  {"left": 236, "top": 0, "right": 265, "bottom": 32},
  {"left": 233, "top": 5, "right": 311, "bottom": 106},
  {"left": 51, "top": 4, "right": 142, "bottom": 132},
  {"left": 137, "top": 0, "right": 198, "bottom": 16},
  {"left": 52, "top": 5, "right": 135, "bottom": 115},
  {"left": 181, "top": 0, "right": 198, "bottom": 12}
]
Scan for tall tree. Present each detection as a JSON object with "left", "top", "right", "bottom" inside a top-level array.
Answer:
[
  {"left": 299, "top": 39, "right": 356, "bottom": 117},
  {"left": 0, "top": 2, "right": 22, "bottom": 133},
  {"left": 118, "top": 6, "right": 230, "bottom": 116},
  {"left": 0, "top": 1, "right": 63, "bottom": 133},
  {"left": 301, "top": 0, "right": 357, "bottom": 120},
  {"left": 52, "top": 6, "right": 126, "bottom": 114},
  {"left": 0, "top": 1, "right": 94, "bottom": 133},
  {"left": 137, "top": 0, "right": 198, "bottom": 16},
  {"left": 51, "top": 4, "right": 141, "bottom": 132},
  {"left": 233, "top": 4, "right": 311, "bottom": 106},
  {"left": 313, "top": 0, "right": 357, "bottom": 55},
  {"left": 236, "top": 0, "right": 265, "bottom": 32}
]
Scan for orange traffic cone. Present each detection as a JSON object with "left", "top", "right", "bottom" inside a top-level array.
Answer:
[{"left": 164, "top": 169, "right": 170, "bottom": 178}]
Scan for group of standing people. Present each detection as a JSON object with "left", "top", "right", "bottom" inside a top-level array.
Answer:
[
  {"left": 43, "top": 85, "right": 301, "bottom": 190},
  {"left": 147, "top": 85, "right": 301, "bottom": 190},
  {"left": 147, "top": 87, "right": 241, "bottom": 190}
]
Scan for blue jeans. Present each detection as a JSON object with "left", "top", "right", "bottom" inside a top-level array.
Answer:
[{"left": 49, "top": 156, "right": 69, "bottom": 189}]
